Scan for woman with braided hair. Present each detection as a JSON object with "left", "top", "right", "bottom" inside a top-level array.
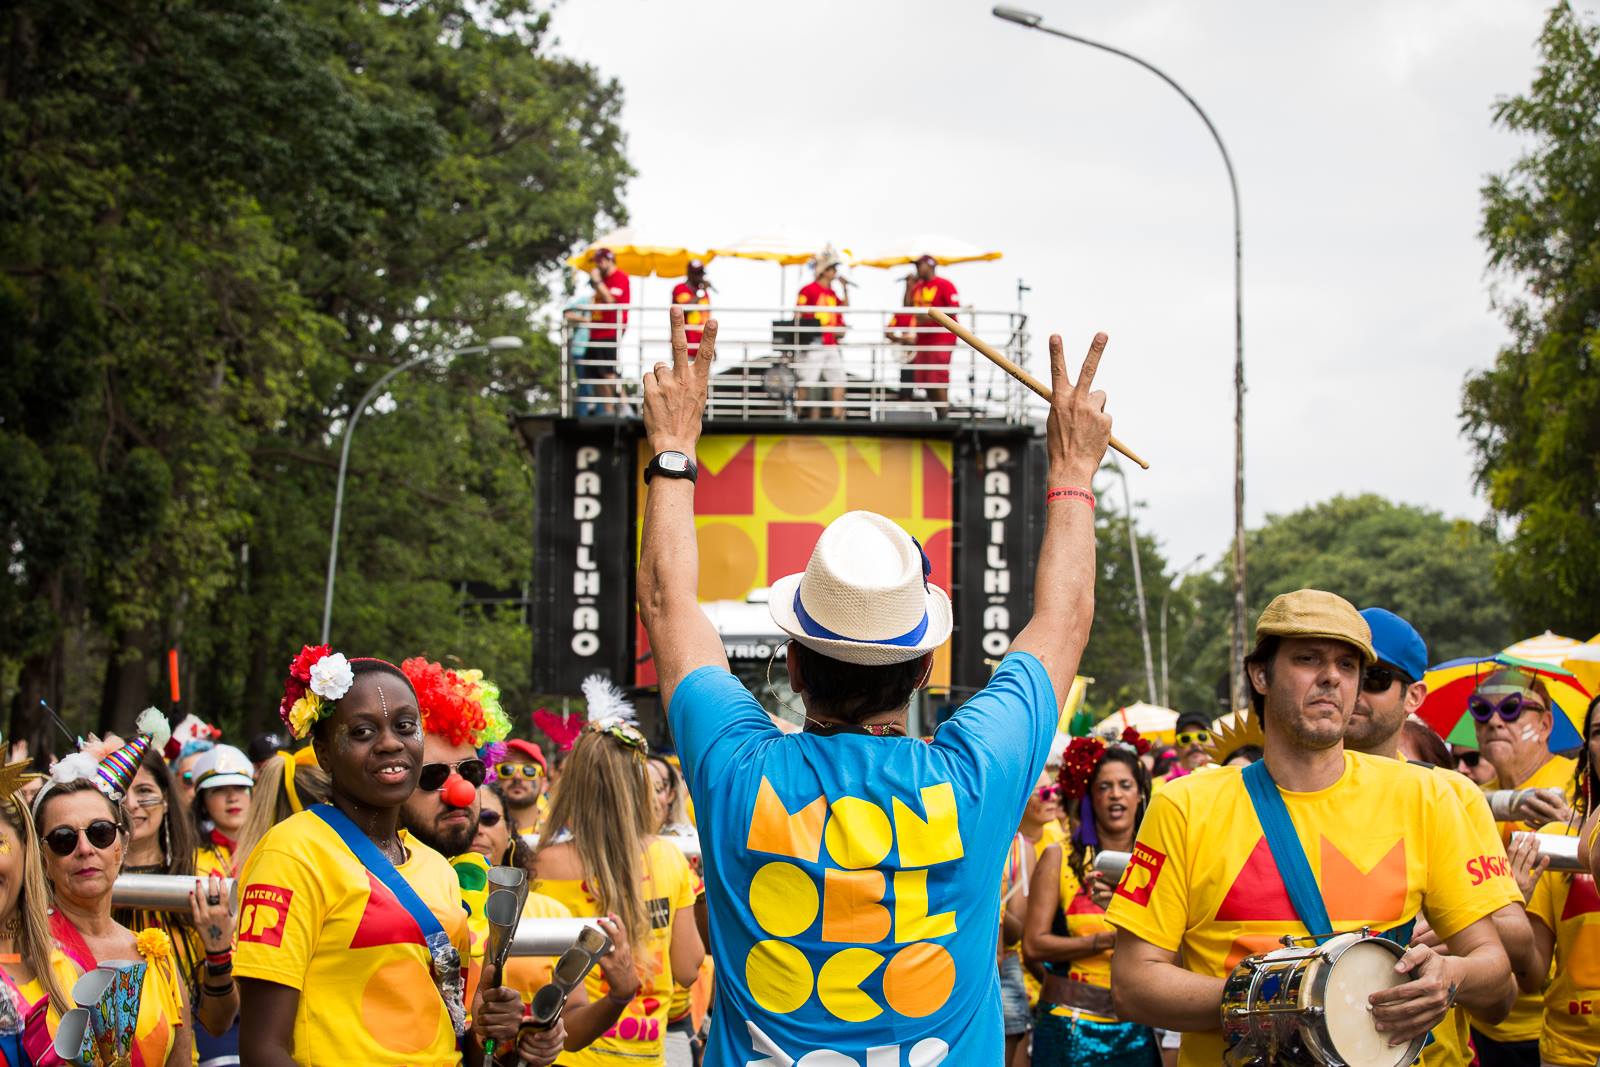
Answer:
[{"left": 1023, "top": 730, "right": 1158, "bottom": 1065}]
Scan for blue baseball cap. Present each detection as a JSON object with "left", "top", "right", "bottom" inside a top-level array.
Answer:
[{"left": 1359, "top": 608, "right": 1427, "bottom": 683}]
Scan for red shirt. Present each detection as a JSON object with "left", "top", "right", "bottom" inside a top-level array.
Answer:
[
  {"left": 589, "top": 268, "right": 630, "bottom": 342},
  {"left": 796, "top": 282, "right": 844, "bottom": 345},
  {"left": 671, "top": 282, "right": 710, "bottom": 349},
  {"left": 910, "top": 275, "right": 959, "bottom": 347}
]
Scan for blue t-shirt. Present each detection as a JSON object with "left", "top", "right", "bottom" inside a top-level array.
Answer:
[{"left": 669, "top": 652, "right": 1057, "bottom": 1067}]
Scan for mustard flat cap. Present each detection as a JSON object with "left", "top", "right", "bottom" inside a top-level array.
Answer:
[{"left": 1253, "top": 589, "right": 1376, "bottom": 664}]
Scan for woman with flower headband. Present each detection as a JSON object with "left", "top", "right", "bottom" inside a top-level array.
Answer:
[
  {"left": 0, "top": 748, "right": 71, "bottom": 1065},
  {"left": 532, "top": 676, "right": 704, "bottom": 1067},
  {"left": 1023, "top": 729, "right": 1158, "bottom": 1065},
  {"left": 234, "top": 645, "right": 524, "bottom": 1066},
  {"left": 32, "top": 709, "right": 194, "bottom": 1065}
]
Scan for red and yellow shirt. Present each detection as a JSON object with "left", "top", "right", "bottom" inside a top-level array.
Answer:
[
  {"left": 909, "top": 275, "right": 958, "bottom": 347},
  {"left": 796, "top": 282, "right": 844, "bottom": 345},
  {"left": 1528, "top": 833, "right": 1600, "bottom": 1065},
  {"left": 671, "top": 282, "right": 710, "bottom": 350}
]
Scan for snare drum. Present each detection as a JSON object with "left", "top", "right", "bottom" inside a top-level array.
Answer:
[{"left": 1220, "top": 931, "right": 1425, "bottom": 1067}]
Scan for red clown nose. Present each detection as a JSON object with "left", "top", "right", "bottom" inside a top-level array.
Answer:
[{"left": 442, "top": 775, "right": 476, "bottom": 809}]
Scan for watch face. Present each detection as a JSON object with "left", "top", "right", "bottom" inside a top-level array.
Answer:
[{"left": 659, "top": 452, "right": 690, "bottom": 473}]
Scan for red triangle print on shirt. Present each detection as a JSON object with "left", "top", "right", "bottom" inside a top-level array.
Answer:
[
  {"left": 1215, "top": 838, "right": 1297, "bottom": 921},
  {"left": 1214, "top": 836, "right": 1408, "bottom": 923},
  {"left": 1560, "top": 875, "right": 1600, "bottom": 922},
  {"left": 348, "top": 872, "right": 426, "bottom": 949}
]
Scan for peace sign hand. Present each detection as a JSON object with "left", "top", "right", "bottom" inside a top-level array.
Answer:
[
  {"left": 643, "top": 307, "right": 717, "bottom": 456},
  {"left": 1045, "top": 332, "right": 1113, "bottom": 484}
]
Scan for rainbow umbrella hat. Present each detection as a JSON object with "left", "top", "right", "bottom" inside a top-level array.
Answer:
[{"left": 1417, "top": 653, "right": 1589, "bottom": 751}]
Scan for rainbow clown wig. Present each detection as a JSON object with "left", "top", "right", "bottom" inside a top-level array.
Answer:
[{"left": 400, "top": 658, "right": 512, "bottom": 772}]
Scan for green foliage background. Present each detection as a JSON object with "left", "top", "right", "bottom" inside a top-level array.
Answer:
[{"left": 1, "top": 0, "right": 631, "bottom": 747}]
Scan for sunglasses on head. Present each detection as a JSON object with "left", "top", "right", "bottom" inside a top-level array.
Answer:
[
  {"left": 1361, "top": 665, "right": 1412, "bottom": 694},
  {"left": 44, "top": 820, "right": 121, "bottom": 857},
  {"left": 417, "top": 758, "right": 487, "bottom": 793},
  {"left": 1467, "top": 691, "right": 1544, "bottom": 724},
  {"left": 1176, "top": 730, "right": 1211, "bottom": 746},
  {"left": 494, "top": 762, "right": 544, "bottom": 781},
  {"left": 477, "top": 809, "right": 502, "bottom": 828}
]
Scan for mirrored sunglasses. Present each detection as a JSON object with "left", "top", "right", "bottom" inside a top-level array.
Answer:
[
  {"left": 44, "top": 820, "right": 121, "bottom": 856},
  {"left": 418, "top": 758, "right": 487, "bottom": 792}
]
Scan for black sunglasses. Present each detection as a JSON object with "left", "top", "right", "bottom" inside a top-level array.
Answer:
[
  {"left": 1468, "top": 692, "right": 1542, "bottom": 724},
  {"left": 1361, "top": 665, "right": 1412, "bottom": 694},
  {"left": 477, "top": 809, "right": 502, "bottom": 828},
  {"left": 417, "top": 758, "right": 487, "bottom": 793},
  {"left": 1456, "top": 750, "right": 1481, "bottom": 769},
  {"left": 44, "top": 820, "right": 121, "bottom": 856}
]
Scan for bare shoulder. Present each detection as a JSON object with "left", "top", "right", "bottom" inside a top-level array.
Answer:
[{"left": 533, "top": 841, "right": 584, "bottom": 880}]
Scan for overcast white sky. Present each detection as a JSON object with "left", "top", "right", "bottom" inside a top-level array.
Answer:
[{"left": 545, "top": 0, "right": 1550, "bottom": 571}]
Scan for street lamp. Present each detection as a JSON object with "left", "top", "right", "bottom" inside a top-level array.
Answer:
[
  {"left": 993, "top": 6, "right": 1249, "bottom": 710},
  {"left": 320, "top": 336, "right": 524, "bottom": 643}
]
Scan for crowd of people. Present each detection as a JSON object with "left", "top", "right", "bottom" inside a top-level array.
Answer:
[
  {"left": 0, "top": 305, "right": 1594, "bottom": 1067},
  {"left": 567, "top": 245, "right": 963, "bottom": 417}
]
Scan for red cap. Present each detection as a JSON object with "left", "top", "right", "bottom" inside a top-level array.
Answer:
[{"left": 503, "top": 738, "right": 547, "bottom": 771}]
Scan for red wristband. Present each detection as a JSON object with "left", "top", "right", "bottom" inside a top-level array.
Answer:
[{"left": 1046, "top": 486, "right": 1095, "bottom": 508}]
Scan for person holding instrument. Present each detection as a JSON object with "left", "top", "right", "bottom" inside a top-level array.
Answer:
[
  {"left": 901, "top": 254, "right": 958, "bottom": 415},
  {"left": 1106, "top": 590, "right": 1518, "bottom": 1065},
  {"left": 235, "top": 646, "right": 523, "bottom": 1066},
  {"left": 638, "top": 306, "right": 1115, "bottom": 1063},
  {"left": 670, "top": 261, "right": 711, "bottom": 354},
  {"left": 1473, "top": 668, "right": 1577, "bottom": 836},
  {"left": 1024, "top": 732, "right": 1158, "bottom": 1065}
]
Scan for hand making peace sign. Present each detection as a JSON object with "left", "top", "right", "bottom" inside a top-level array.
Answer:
[{"left": 642, "top": 306, "right": 718, "bottom": 457}]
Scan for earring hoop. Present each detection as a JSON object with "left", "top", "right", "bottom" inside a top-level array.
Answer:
[{"left": 765, "top": 642, "right": 804, "bottom": 721}]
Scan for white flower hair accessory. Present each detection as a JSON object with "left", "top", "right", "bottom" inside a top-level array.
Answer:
[{"left": 308, "top": 652, "right": 354, "bottom": 701}]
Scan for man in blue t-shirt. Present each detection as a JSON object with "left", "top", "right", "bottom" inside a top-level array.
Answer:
[{"left": 637, "top": 308, "right": 1115, "bottom": 1066}]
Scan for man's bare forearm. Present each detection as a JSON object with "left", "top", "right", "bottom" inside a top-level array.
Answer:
[
  {"left": 1110, "top": 953, "right": 1226, "bottom": 1032},
  {"left": 1490, "top": 904, "right": 1541, "bottom": 994},
  {"left": 1447, "top": 941, "right": 1514, "bottom": 1021}
]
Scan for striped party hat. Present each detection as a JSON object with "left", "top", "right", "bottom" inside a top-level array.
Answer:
[{"left": 94, "top": 708, "right": 171, "bottom": 800}]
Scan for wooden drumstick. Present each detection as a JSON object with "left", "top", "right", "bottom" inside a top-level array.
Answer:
[{"left": 927, "top": 308, "right": 1149, "bottom": 470}]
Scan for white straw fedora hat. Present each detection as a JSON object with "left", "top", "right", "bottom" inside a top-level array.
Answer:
[{"left": 768, "top": 511, "right": 953, "bottom": 666}]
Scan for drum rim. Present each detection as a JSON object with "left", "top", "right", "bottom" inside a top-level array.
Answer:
[{"left": 1306, "top": 934, "right": 1426, "bottom": 1067}]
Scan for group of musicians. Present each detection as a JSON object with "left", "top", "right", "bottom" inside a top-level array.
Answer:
[
  {"left": 574, "top": 246, "right": 962, "bottom": 417},
  {"left": 1002, "top": 590, "right": 1599, "bottom": 1067}
]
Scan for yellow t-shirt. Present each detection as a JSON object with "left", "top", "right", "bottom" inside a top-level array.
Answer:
[
  {"left": 1043, "top": 844, "right": 1115, "bottom": 1023},
  {"left": 1528, "top": 836, "right": 1600, "bottom": 1066},
  {"left": 195, "top": 842, "right": 233, "bottom": 880},
  {"left": 538, "top": 837, "right": 696, "bottom": 1065},
  {"left": 1104, "top": 752, "right": 1519, "bottom": 1067},
  {"left": 1473, "top": 754, "right": 1577, "bottom": 1043},
  {"left": 41, "top": 928, "right": 186, "bottom": 1067},
  {"left": 1420, "top": 764, "right": 1523, "bottom": 1067},
  {"left": 234, "top": 810, "right": 470, "bottom": 1066}
]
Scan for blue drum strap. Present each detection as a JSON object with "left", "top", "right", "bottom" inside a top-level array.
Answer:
[
  {"left": 1241, "top": 761, "right": 1414, "bottom": 947},
  {"left": 1242, "top": 760, "right": 1333, "bottom": 940},
  {"left": 310, "top": 803, "right": 445, "bottom": 942}
]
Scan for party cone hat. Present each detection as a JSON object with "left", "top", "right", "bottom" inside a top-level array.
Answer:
[{"left": 95, "top": 708, "right": 171, "bottom": 800}]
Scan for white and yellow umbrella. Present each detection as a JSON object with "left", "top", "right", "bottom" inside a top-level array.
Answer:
[
  {"left": 709, "top": 233, "right": 851, "bottom": 267},
  {"left": 850, "top": 234, "right": 1003, "bottom": 269},
  {"left": 566, "top": 228, "right": 714, "bottom": 279}
]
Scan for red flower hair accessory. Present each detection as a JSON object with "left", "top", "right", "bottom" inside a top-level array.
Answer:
[
  {"left": 1057, "top": 736, "right": 1106, "bottom": 803},
  {"left": 278, "top": 643, "right": 354, "bottom": 739},
  {"left": 533, "top": 707, "right": 585, "bottom": 754},
  {"left": 1119, "top": 726, "right": 1152, "bottom": 755}
]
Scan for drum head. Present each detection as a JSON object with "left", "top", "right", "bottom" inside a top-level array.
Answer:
[{"left": 1321, "top": 938, "right": 1410, "bottom": 1067}]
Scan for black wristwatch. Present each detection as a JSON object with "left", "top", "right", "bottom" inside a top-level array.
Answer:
[{"left": 644, "top": 450, "right": 697, "bottom": 484}]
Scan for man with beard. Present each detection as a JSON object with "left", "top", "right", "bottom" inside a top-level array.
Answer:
[
  {"left": 400, "top": 659, "right": 636, "bottom": 1066},
  {"left": 493, "top": 738, "right": 548, "bottom": 842},
  {"left": 1153, "top": 711, "right": 1213, "bottom": 792},
  {"left": 1345, "top": 608, "right": 1542, "bottom": 1067},
  {"left": 1106, "top": 589, "right": 1516, "bottom": 1065}
]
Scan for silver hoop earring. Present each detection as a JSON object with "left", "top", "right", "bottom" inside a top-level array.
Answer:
[{"left": 765, "top": 642, "right": 804, "bottom": 719}]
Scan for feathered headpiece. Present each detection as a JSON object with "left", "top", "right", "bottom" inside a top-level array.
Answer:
[
  {"left": 400, "top": 657, "right": 513, "bottom": 750},
  {"left": 532, "top": 707, "right": 584, "bottom": 754},
  {"left": 278, "top": 644, "right": 355, "bottom": 740},
  {"left": 581, "top": 674, "right": 647, "bottom": 756},
  {"left": 36, "top": 707, "right": 172, "bottom": 810}
]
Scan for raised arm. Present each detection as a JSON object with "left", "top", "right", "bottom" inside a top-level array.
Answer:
[
  {"left": 637, "top": 308, "right": 728, "bottom": 709},
  {"left": 1007, "top": 333, "right": 1114, "bottom": 702}
]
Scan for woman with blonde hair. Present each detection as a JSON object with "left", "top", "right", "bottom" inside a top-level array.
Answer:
[
  {"left": 534, "top": 680, "right": 704, "bottom": 1066},
  {"left": 0, "top": 751, "right": 71, "bottom": 1060}
]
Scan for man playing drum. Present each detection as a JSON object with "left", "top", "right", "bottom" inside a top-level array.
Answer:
[
  {"left": 1345, "top": 607, "right": 1543, "bottom": 1067},
  {"left": 1105, "top": 589, "right": 1517, "bottom": 1065}
]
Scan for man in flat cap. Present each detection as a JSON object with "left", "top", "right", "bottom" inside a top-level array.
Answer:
[{"left": 1106, "top": 589, "right": 1517, "bottom": 1065}]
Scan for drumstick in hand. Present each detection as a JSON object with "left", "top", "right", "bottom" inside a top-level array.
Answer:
[{"left": 928, "top": 308, "right": 1149, "bottom": 469}]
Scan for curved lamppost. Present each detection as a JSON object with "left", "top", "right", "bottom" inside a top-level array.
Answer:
[
  {"left": 320, "top": 336, "right": 524, "bottom": 643},
  {"left": 993, "top": 6, "right": 1249, "bottom": 709}
]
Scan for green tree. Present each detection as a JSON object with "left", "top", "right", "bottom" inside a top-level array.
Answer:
[
  {"left": 1166, "top": 496, "right": 1513, "bottom": 715},
  {"left": 1, "top": 1, "right": 631, "bottom": 749},
  {"left": 1467, "top": 2, "right": 1600, "bottom": 638}
]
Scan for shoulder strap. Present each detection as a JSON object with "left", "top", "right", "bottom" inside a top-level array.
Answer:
[
  {"left": 309, "top": 804, "right": 444, "bottom": 943},
  {"left": 1241, "top": 760, "right": 1333, "bottom": 940}
]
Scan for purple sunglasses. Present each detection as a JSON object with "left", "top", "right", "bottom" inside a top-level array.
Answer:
[{"left": 1467, "top": 691, "right": 1545, "bottom": 724}]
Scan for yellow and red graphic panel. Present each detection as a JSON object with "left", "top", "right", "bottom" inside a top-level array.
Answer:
[{"left": 636, "top": 435, "right": 953, "bottom": 688}]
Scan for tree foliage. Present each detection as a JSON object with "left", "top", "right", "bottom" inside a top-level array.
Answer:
[
  {"left": 1162, "top": 496, "right": 1513, "bottom": 715},
  {"left": 1, "top": 0, "right": 631, "bottom": 750},
  {"left": 1467, "top": 2, "right": 1600, "bottom": 638}
]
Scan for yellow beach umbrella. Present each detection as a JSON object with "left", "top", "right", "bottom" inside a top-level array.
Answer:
[
  {"left": 1562, "top": 635, "right": 1600, "bottom": 703},
  {"left": 850, "top": 234, "right": 1003, "bottom": 269},
  {"left": 566, "top": 228, "right": 714, "bottom": 279},
  {"left": 1502, "top": 630, "right": 1582, "bottom": 667},
  {"left": 708, "top": 233, "right": 851, "bottom": 267}
]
